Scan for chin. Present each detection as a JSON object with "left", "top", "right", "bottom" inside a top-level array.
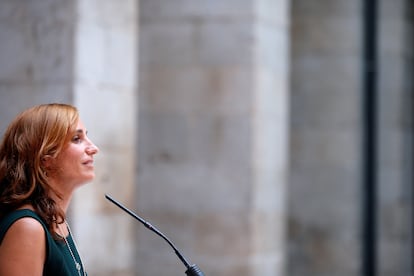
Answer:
[{"left": 80, "top": 175, "right": 95, "bottom": 184}]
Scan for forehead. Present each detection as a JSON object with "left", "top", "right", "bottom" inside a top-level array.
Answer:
[
  {"left": 74, "top": 119, "right": 85, "bottom": 131},
  {"left": 68, "top": 120, "right": 86, "bottom": 138}
]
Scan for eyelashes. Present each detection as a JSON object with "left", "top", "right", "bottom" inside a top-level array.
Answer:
[
  {"left": 71, "top": 136, "right": 82, "bottom": 143},
  {"left": 71, "top": 129, "right": 89, "bottom": 144}
]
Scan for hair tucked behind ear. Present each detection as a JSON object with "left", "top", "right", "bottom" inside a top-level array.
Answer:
[{"left": 0, "top": 103, "right": 79, "bottom": 235}]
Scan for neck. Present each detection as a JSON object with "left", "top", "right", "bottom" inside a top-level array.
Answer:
[
  {"left": 52, "top": 193, "right": 72, "bottom": 214},
  {"left": 47, "top": 179, "right": 75, "bottom": 214},
  {"left": 50, "top": 189, "right": 72, "bottom": 215}
]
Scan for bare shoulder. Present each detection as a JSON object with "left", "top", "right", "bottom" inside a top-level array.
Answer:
[
  {"left": 0, "top": 217, "right": 46, "bottom": 275},
  {"left": 0, "top": 217, "right": 45, "bottom": 250},
  {"left": 9, "top": 216, "right": 45, "bottom": 233},
  {"left": 0, "top": 216, "right": 46, "bottom": 249}
]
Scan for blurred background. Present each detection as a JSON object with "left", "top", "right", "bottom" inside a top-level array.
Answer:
[{"left": 0, "top": 0, "right": 412, "bottom": 275}]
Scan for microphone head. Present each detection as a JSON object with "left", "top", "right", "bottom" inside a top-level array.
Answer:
[{"left": 185, "top": 264, "right": 205, "bottom": 276}]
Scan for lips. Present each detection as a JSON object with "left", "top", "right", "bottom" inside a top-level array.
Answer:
[{"left": 82, "top": 159, "right": 94, "bottom": 166}]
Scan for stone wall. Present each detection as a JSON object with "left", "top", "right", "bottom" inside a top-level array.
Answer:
[
  {"left": 289, "top": 0, "right": 413, "bottom": 275},
  {"left": 0, "top": 0, "right": 412, "bottom": 275},
  {"left": 0, "top": 0, "right": 139, "bottom": 275},
  {"left": 0, "top": 0, "right": 75, "bottom": 124},
  {"left": 71, "top": 0, "right": 138, "bottom": 275},
  {"left": 377, "top": 0, "right": 413, "bottom": 274},
  {"left": 289, "top": 1, "right": 363, "bottom": 275},
  {"left": 138, "top": 0, "right": 290, "bottom": 275}
]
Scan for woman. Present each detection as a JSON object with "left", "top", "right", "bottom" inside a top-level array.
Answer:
[{"left": 0, "top": 103, "right": 99, "bottom": 275}]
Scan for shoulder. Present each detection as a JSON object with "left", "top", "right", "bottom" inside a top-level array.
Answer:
[
  {"left": 0, "top": 217, "right": 47, "bottom": 274},
  {"left": 1, "top": 216, "right": 46, "bottom": 250},
  {"left": 7, "top": 216, "right": 46, "bottom": 238},
  {"left": 0, "top": 208, "right": 47, "bottom": 240}
]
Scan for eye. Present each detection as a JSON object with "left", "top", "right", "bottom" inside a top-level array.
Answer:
[{"left": 72, "top": 136, "right": 82, "bottom": 144}]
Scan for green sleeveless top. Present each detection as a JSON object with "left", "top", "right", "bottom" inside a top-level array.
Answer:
[{"left": 0, "top": 209, "right": 87, "bottom": 276}]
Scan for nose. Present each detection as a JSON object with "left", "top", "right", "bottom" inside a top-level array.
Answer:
[{"left": 86, "top": 143, "right": 99, "bottom": 155}]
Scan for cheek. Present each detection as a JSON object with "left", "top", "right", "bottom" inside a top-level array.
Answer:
[
  {"left": 59, "top": 147, "right": 80, "bottom": 163},
  {"left": 53, "top": 152, "right": 76, "bottom": 171}
]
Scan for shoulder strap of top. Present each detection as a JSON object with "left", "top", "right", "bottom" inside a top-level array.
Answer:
[{"left": 0, "top": 209, "right": 49, "bottom": 244}]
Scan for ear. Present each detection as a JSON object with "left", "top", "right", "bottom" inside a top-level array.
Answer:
[{"left": 41, "top": 155, "right": 53, "bottom": 168}]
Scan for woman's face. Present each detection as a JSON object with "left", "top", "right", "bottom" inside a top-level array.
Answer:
[{"left": 49, "top": 119, "right": 99, "bottom": 190}]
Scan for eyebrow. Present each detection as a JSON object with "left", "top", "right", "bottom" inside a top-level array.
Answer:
[{"left": 75, "top": 129, "right": 88, "bottom": 135}]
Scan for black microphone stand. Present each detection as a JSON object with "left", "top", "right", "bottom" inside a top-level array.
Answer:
[{"left": 105, "top": 194, "right": 205, "bottom": 276}]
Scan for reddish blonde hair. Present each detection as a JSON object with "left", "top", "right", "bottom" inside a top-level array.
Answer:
[{"left": 0, "top": 103, "right": 79, "bottom": 233}]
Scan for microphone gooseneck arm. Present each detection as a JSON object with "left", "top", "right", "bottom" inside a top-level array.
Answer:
[
  {"left": 105, "top": 194, "right": 190, "bottom": 268},
  {"left": 105, "top": 194, "right": 205, "bottom": 276}
]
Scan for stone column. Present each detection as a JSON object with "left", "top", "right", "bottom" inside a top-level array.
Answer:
[
  {"left": 138, "top": 0, "right": 290, "bottom": 275},
  {"left": 289, "top": 1, "right": 362, "bottom": 276},
  {"left": 0, "top": 1, "right": 139, "bottom": 275},
  {"left": 71, "top": 1, "right": 138, "bottom": 276},
  {"left": 377, "top": 0, "right": 413, "bottom": 274}
]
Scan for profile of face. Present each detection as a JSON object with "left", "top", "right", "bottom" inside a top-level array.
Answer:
[{"left": 46, "top": 119, "right": 99, "bottom": 190}]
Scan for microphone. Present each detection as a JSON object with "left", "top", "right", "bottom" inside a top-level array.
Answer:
[{"left": 105, "top": 194, "right": 205, "bottom": 276}]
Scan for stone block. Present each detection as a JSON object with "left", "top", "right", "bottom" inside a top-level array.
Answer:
[
  {"left": 75, "top": 84, "right": 136, "bottom": 148},
  {"left": 198, "top": 21, "right": 254, "bottom": 66},
  {"left": 140, "top": 66, "right": 252, "bottom": 115},
  {"left": 0, "top": 1, "right": 75, "bottom": 83},
  {"left": 254, "top": 68, "right": 288, "bottom": 113},
  {"left": 292, "top": 0, "right": 359, "bottom": 17},
  {"left": 137, "top": 162, "right": 251, "bottom": 213},
  {"left": 256, "top": 25, "right": 290, "bottom": 70},
  {"left": 249, "top": 252, "right": 284, "bottom": 276},
  {"left": 290, "top": 128, "right": 360, "bottom": 170},
  {"left": 378, "top": 129, "right": 406, "bottom": 167},
  {"left": 138, "top": 111, "right": 252, "bottom": 172},
  {"left": 252, "top": 167, "right": 286, "bottom": 211},
  {"left": 77, "top": 0, "right": 137, "bottom": 29},
  {"left": 257, "top": 0, "right": 290, "bottom": 26},
  {"left": 288, "top": 220, "right": 360, "bottom": 276},
  {"left": 289, "top": 166, "right": 360, "bottom": 238},
  {"left": 379, "top": 17, "right": 406, "bottom": 55},
  {"left": 250, "top": 211, "right": 285, "bottom": 252},
  {"left": 291, "top": 57, "right": 361, "bottom": 128},
  {"left": 73, "top": 213, "right": 136, "bottom": 275},
  {"left": 140, "top": 22, "right": 195, "bottom": 66},
  {"left": 292, "top": 15, "right": 360, "bottom": 55},
  {"left": 378, "top": 240, "right": 409, "bottom": 276},
  {"left": 0, "top": 24, "right": 32, "bottom": 82},
  {"left": 193, "top": 212, "right": 251, "bottom": 256},
  {"left": 379, "top": 60, "right": 408, "bottom": 127},
  {"left": 140, "top": 0, "right": 252, "bottom": 21},
  {"left": 29, "top": 21, "right": 74, "bottom": 83},
  {"left": 138, "top": 112, "right": 191, "bottom": 164},
  {"left": 0, "top": 84, "right": 72, "bottom": 131},
  {"left": 75, "top": 24, "right": 137, "bottom": 87}
]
